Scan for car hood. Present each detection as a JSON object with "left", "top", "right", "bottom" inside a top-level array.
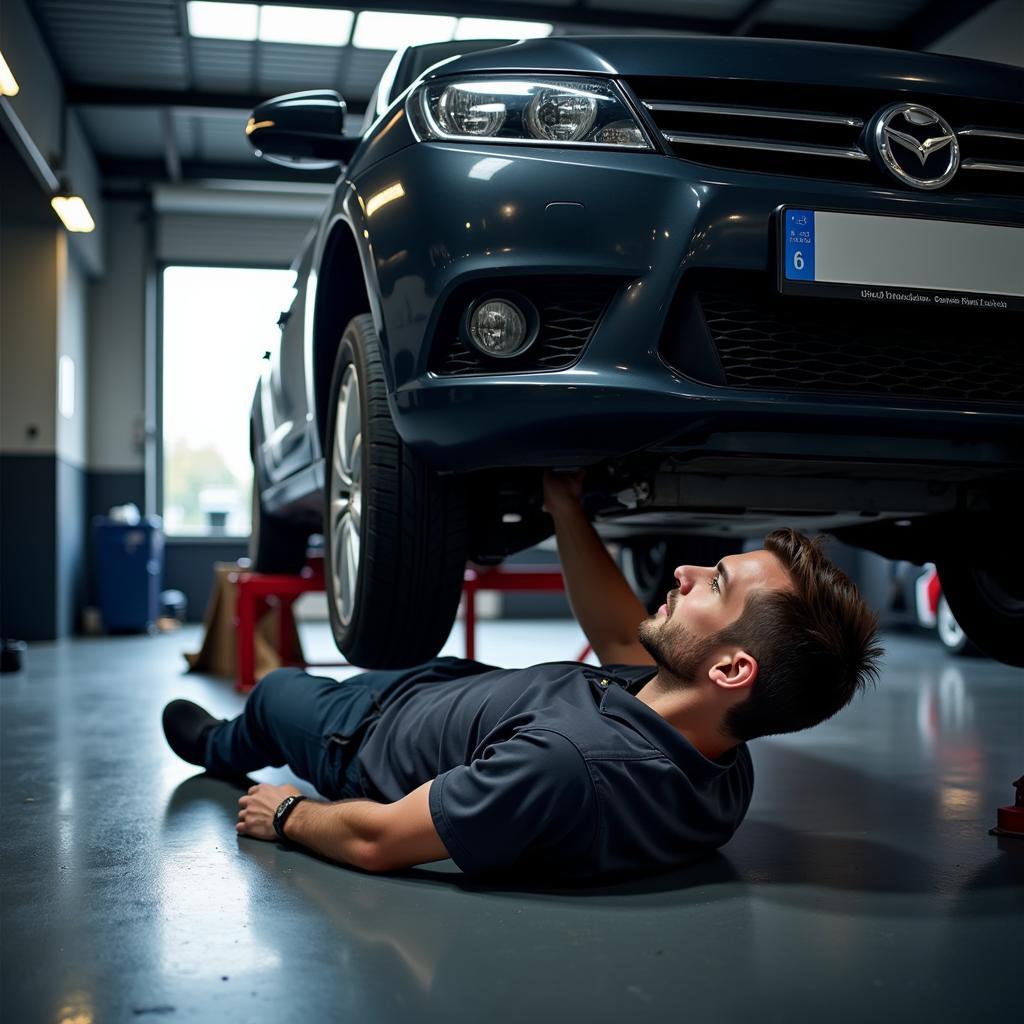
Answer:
[{"left": 427, "top": 35, "right": 1024, "bottom": 103}]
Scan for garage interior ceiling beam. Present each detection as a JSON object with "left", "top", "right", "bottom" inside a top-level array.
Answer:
[
  {"left": 221, "top": 0, "right": 728, "bottom": 34},
  {"left": 160, "top": 110, "right": 182, "bottom": 183}
]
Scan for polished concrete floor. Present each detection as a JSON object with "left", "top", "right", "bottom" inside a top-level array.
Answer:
[{"left": 1, "top": 621, "right": 1021, "bottom": 1023}]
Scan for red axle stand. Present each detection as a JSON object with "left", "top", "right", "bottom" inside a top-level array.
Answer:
[{"left": 232, "top": 557, "right": 592, "bottom": 693}]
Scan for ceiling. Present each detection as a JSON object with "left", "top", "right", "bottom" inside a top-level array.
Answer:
[{"left": 25, "top": 0, "right": 999, "bottom": 186}]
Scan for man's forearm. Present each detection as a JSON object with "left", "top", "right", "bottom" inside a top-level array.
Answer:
[
  {"left": 550, "top": 503, "right": 649, "bottom": 656},
  {"left": 283, "top": 798, "right": 381, "bottom": 870}
]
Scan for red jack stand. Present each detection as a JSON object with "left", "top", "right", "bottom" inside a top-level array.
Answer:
[
  {"left": 232, "top": 559, "right": 594, "bottom": 693},
  {"left": 989, "top": 775, "right": 1024, "bottom": 839}
]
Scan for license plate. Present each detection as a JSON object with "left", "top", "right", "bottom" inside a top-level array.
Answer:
[{"left": 778, "top": 208, "right": 1024, "bottom": 312}]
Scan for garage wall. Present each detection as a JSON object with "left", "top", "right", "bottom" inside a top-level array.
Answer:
[{"left": 0, "top": 155, "right": 91, "bottom": 639}]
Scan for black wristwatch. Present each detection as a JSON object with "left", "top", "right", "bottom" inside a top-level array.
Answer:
[{"left": 273, "top": 794, "right": 308, "bottom": 842}]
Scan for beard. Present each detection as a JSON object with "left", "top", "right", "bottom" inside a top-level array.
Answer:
[{"left": 637, "top": 595, "right": 723, "bottom": 686}]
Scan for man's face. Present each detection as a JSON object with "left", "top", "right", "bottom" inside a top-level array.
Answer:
[{"left": 638, "top": 549, "right": 791, "bottom": 683}]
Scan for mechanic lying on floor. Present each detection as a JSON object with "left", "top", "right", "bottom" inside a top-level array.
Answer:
[{"left": 162, "top": 471, "right": 882, "bottom": 879}]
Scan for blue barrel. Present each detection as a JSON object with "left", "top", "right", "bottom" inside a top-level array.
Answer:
[{"left": 95, "top": 518, "right": 164, "bottom": 632}]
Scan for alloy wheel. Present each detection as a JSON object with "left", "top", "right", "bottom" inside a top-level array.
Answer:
[{"left": 328, "top": 364, "right": 362, "bottom": 626}]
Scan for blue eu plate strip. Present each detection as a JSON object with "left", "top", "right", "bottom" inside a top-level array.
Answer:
[{"left": 784, "top": 209, "right": 815, "bottom": 281}]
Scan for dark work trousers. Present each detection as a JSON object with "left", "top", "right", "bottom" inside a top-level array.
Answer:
[
  {"left": 203, "top": 667, "right": 395, "bottom": 800},
  {"left": 202, "top": 657, "right": 498, "bottom": 800}
]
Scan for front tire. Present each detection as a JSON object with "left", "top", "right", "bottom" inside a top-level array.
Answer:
[
  {"left": 936, "top": 560, "right": 1022, "bottom": 666},
  {"left": 324, "top": 314, "right": 467, "bottom": 668}
]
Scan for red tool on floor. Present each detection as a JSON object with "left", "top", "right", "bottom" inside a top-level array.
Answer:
[
  {"left": 232, "top": 556, "right": 592, "bottom": 693},
  {"left": 990, "top": 775, "right": 1024, "bottom": 839}
]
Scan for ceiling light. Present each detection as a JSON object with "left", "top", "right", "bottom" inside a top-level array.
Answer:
[
  {"left": 352, "top": 11, "right": 457, "bottom": 50},
  {"left": 454, "top": 18, "right": 553, "bottom": 41},
  {"left": 51, "top": 195, "right": 96, "bottom": 233},
  {"left": 187, "top": 1, "right": 258, "bottom": 41},
  {"left": 0, "top": 50, "right": 19, "bottom": 96},
  {"left": 259, "top": 5, "right": 353, "bottom": 46}
]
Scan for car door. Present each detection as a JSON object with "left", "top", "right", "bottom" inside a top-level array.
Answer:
[{"left": 260, "top": 230, "right": 316, "bottom": 483}]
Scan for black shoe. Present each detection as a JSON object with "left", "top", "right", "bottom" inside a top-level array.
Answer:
[{"left": 162, "top": 699, "right": 227, "bottom": 768}]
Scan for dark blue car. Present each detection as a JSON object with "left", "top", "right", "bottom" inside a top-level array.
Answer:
[{"left": 245, "top": 36, "right": 1024, "bottom": 669}]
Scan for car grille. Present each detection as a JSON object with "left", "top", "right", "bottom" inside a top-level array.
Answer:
[
  {"left": 625, "top": 77, "right": 1024, "bottom": 197},
  {"left": 660, "top": 272, "right": 1024, "bottom": 404},
  {"left": 430, "top": 277, "right": 619, "bottom": 376}
]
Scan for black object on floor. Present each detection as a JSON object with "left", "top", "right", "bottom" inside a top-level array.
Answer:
[{"left": 0, "top": 639, "right": 26, "bottom": 673}]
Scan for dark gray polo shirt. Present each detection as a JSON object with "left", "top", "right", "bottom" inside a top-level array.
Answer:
[{"left": 355, "top": 658, "right": 754, "bottom": 879}]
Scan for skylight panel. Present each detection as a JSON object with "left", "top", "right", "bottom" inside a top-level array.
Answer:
[
  {"left": 454, "top": 18, "right": 554, "bottom": 40},
  {"left": 259, "top": 6, "right": 354, "bottom": 46},
  {"left": 187, "top": 2, "right": 259, "bottom": 41},
  {"left": 351, "top": 11, "right": 458, "bottom": 50}
]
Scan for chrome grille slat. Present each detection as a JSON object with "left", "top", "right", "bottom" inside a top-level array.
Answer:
[
  {"left": 629, "top": 75, "right": 1024, "bottom": 195},
  {"left": 961, "top": 158, "right": 1024, "bottom": 174},
  {"left": 959, "top": 127, "right": 1024, "bottom": 142},
  {"left": 660, "top": 131, "right": 869, "bottom": 161},
  {"left": 644, "top": 101, "right": 863, "bottom": 128}
]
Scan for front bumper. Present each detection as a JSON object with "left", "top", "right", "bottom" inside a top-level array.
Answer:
[{"left": 353, "top": 141, "right": 1024, "bottom": 474}]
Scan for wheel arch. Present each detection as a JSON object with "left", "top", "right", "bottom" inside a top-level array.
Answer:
[{"left": 311, "top": 217, "right": 377, "bottom": 457}]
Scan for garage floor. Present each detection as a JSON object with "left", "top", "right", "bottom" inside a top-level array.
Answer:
[{"left": 1, "top": 623, "right": 1021, "bottom": 1022}]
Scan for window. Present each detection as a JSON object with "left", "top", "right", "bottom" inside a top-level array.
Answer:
[{"left": 161, "top": 265, "right": 296, "bottom": 536}]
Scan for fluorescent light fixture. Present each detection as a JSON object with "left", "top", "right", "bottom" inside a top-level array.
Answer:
[
  {"left": 352, "top": 11, "right": 457, "bottom": 50},
  {"left": 454, "top": 18, "right": 553, "bottom": 41},
  {"left": 0, "top": 50, "right": 19, "bottom": 96},
  {"left": 187, "top": 1, "right": 258, "bottom": 41},
  {"left": 259, "top": 5, "right": 353, "bottom": 46},
  {"left": 51, "top": 196, "right": 96, "bottom": 233}
]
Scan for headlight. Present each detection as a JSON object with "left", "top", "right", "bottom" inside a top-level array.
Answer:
[{"left": 409, "top": 77, "right": 651, "bottom": 150}]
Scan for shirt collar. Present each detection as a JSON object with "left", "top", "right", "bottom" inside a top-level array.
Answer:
[{"left": 587, "top": 669, "right": 741, "bottom": 782}]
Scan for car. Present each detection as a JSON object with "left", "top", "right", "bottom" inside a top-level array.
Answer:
[
  {"left": 882, "top": 561, "right": 980, "bottom": 657},
  {"left": 245, "top": 35, "right": 1024, "bottom": 669}
]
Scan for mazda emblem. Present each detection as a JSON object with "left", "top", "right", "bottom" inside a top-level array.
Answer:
[{"left": 873, "top": 103, "right": 959, "bottom": 190}]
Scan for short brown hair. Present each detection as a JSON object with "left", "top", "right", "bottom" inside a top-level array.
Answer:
[{"left": 719, "top": 529, "right": 883, "bottom": 742}]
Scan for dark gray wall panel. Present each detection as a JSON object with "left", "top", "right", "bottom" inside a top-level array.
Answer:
[
  {"left": 56, "top": 457, "right": 86, "bottom": 637},
  {"left": 0, "top": 454, "right": 57, "bottom": 640},
  {"left": 164, "top": 540, "right": 247, "bottom": 623}
]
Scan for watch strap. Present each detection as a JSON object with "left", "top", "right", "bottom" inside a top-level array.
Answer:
[{"left": 273, "top": 794, "right": 308, "bottom": 841}]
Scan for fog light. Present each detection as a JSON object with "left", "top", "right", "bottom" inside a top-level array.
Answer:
[{"left": 468, "top": 298, "right": 531, "bottom": 358}]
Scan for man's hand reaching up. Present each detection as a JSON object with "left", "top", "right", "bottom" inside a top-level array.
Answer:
[{"left": 543, "top": 471, "right": 654, "bottom": 667}]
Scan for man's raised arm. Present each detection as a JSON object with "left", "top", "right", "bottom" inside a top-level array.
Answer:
[{"left": 543, "top": 472, "right": 655, "bottom": 667}]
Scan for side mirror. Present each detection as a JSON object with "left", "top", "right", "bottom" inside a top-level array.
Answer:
[{"left": 245, "top": 90, "right": 359, "bottom": 170}]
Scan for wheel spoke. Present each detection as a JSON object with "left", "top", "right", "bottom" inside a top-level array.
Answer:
[
  {"left": 347, "top": 516, "right": 360, "bottom": 577},
  {"left": 350, "top": 432, "right": 362, "bottom": 488},
  {"left": 333, "top": 432, "right": 350, "bottom": 489},
  {"left": 330, "top": 496, "right": 349, "bottom": 537},
  {"left": 337, "top": 516, "right": 354, "bottom": 618}
]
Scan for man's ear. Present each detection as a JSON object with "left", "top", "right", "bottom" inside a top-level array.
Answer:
[{"left": 708, "top": 649, "right": 759, "bottom": 692}]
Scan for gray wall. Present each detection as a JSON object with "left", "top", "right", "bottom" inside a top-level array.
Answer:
[{"left": 0, "top": 138, "right": 91, "bottom": 639}]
